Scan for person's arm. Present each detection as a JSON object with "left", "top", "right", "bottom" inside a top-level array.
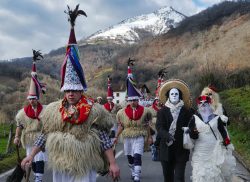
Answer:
[
  {"left": 113, "top": 111, "right": 124, "bottom": 144},
  {"left": 13, "top": 125, "right": 23, "bottom": 145},
  {"left": 99, "top": 130, "right": 120, "bottom": 180},
  {"left": 217, "top": 118, "right": 230, "bottom": 146},
  {"left": 113, "top": 122, "right": 123, "bottom": 144},
  {"left": 146, "top": 112, "right": 153, "bottom": 145},
  {"left": 21, "top": 133, "right": 46, "bottom": 169},
  {"left": 188, "top": 116, "right": 199, "bottom": 139},
  {"left": 156, "top": 109, "right": 170, "bottom": 140},
  {"left": 221, "top": 106, "right": 229, "bottom": 125},
  {"left": 147, "top": 125, "right": 153, "bottom": 145},
  {"left": 21, "top": 146, "right": 41, "bottom": 168},
  {"left": 104, "top": 148, "right": 120, "bottom": 180}
]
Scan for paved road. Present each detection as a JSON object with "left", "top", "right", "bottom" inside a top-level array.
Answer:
[
  {"left": 96, "top": 144, "right": 192, "bottom": 182},
  {"left": 0, "top": 143, "right": 249, "bottom": 182}
]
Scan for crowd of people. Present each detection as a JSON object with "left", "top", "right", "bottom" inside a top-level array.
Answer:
[{"left": 14, "top": 4, "right": 236, "bottom": 182}]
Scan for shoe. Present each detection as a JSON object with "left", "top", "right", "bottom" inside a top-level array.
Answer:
[
  {"left": 131, "top": 175, "right": 135, "bottom": 180},
  {"left": 133, "top": 176, "right": 140, "bottom": 182}
]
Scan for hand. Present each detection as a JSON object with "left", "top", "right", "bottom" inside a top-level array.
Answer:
[
  {"left": 13, "top": 137, "right": 20, "bottom": 146},
  {"left": 220, "top": 115, "right": 228, "bottom": 123},
  {"left": 109, "top": 162, "right": 120, "bottom": 181},
  {"left": 223, "top": 137, "right": 230, "bottom": 146},
  {"left": 167, "top": 133, "right": 175, "bottom": 143},
  {"left": 147, "top": 136, "right": 153, "bottom": 145},
  {"left": 193, "top": 127, "right": 199, "bottom": 135},
  {"left": 21, "top": 155, "right": 33, "bottom": 170},
  {"left": 113, "top": 137, "right": 118, "bottom": 144}
]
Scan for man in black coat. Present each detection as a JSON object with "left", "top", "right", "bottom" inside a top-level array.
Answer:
[{"left": 156, "top": 79, "right": 193, "bottom": 182}]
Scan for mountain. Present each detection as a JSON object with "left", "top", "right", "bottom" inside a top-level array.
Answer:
[{"left": 82, "top": 6, "right": 186, "bottom": 45}]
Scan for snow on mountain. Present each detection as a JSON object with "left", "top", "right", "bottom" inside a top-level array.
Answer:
[{"left": 83, "top": 6, "right": 186, "bottom": 45}]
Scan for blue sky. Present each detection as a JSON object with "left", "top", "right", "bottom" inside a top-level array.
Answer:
[{"left": 0, "top": 0, "right": 222, "bottom": 60}]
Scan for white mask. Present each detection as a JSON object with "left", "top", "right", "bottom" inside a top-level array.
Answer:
[{"left": 169, "top": 88, "right": 180, "bottom": 104}]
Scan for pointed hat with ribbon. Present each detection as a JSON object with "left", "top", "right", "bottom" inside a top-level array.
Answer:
[
  {"left": 126, "top": 58, "right": 143, "bottom": 101},
  {"left": 60, "top": 4, "right": 88, "bottom": 91},
  {"left": 27, "top": 50, "right": 46, "bottom": 100}
]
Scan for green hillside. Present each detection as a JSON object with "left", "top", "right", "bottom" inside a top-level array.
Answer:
[{"left": 221, "top": 86, "right": 250, "bottom": 169}]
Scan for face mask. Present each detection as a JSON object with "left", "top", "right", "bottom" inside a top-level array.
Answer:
[{"left": 169, "top": 88, "right": 180, "bottom": 104}]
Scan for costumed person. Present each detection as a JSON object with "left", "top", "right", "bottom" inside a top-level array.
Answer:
[
  {"left": 149, "top": 69, "right": 166, "bottom": 152},
  {"left": 201, "top": 85, "right": 229, "bottom": 124},
  {"left": 156, "top": 79, "right": 193, "bottom": 182},
  {"left": 21, "top": 5, "right": 120, "bottom": 182},
  {"left": 103, "top": 76, "right": 121, "bottom": 143},
  {"left": 96, "top": 96, "right": 103, "bottom": 105},
  {"left": 150, "top": 68, "right": 166, "bottom": 129},
  {"left": 139, "top": 84, "right": 151, "bottom": 107},
  {"left": 201, "top": 85, "right": 234, "bottom": 180},
  {"left": 14, "top": 50, "right": 47, "bottom": 182},
  {"left": 189, "top": 95, "right": 236, "bottom": 182},
  {"left": 114, "top": 58, "right": 153, "bottom": 182}
]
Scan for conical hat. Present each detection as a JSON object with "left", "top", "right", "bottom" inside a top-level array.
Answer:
[
  {"left": 27, "top": 50, "right": 45, "bottom": 100},
  {"left": 60, "top": 5, "right": 87, "bottom": 92},
  {"left": 126, "top": 58, "right": 142, "bottom": 100},
  {"left": 159, "top": 79, "right": 191, "bottom": 108}
]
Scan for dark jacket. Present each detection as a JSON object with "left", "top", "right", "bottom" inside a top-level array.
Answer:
[{"left": 156, "top": 106, "right": 193, "bottom": 162}]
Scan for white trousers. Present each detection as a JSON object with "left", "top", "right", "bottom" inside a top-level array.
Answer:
[
  {"left": 52, "top": 170, "right": 96, "bottom": 182},
  {"left": 124, "top": 136, "right": 144, "bottom": 156}
]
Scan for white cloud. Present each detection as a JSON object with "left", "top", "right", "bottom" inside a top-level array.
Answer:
[
  {"left": 0, "top": 0, "right": 219, "bottom": 60},
  {"left": 0, "top": 9, "right": 36, "bottom": 26},
  {"left": 199, "top": 0, "right": 221, "bottom": 4}
]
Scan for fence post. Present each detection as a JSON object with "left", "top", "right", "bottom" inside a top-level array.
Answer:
[{"left": 6, "top": 122, "right": 14, "bottom": 154}]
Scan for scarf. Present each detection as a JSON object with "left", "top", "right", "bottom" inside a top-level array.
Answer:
[
  {"left": 165, "top": 99, "right": 184, "bottom": 136},
  {"left": 125, "top": 104, "right": 144, "bottom": 120},
  {"left": 60, "top": 95, "right": 93, "bottom": 125},
  {"left": 24, "top": 102, "right": 43, "bottom": 120},
  {"left": 103, "top": 102, "right": 114, "bottom": 112}
]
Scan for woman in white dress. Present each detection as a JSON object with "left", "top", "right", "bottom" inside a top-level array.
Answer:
[{"left": 189, "top": 95, "right": 236, "bottom": 182}]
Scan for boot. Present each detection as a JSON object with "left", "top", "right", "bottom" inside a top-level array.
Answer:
[
  {"left": 128, "top": 164, "right": 135, "bottom": 180},
  {"left": 34, "top": 173, "right": 43, "bottom": 182},
  {"left": 134, "top": 165, "right": 141, "bottom": 182}
]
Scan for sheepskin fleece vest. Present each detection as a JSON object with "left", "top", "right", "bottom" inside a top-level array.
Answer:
[
  {"left": 116, "top": 107, "right": 152, "bottom": 138},
  {"left": 110, "top": 104, "right": 121, "bottom": 114},
  {"left": 15, "top": 106, "right": 45, "bottom": 148},
  {"left": 42, "top": 100, "right": 113, "bottom": 177},
  {"left": 149, "top": 107, "right": 158, "bottom": 125}
]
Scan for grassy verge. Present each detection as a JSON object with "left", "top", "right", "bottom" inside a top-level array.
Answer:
[
  {"left": 0, "top": 123, "right": 26, "bottom": 173},
  {"left": 0, "top": 138, "right": 8, "bottom": 154},
  {"left": 0, "top": 149, "right": 26, "bottom": 174},
  {"left": 221, "top": 86, "right": 250, "bottom": 169},
  {"left": 228, "top": 122, "right": 250, "bottom": 168}
]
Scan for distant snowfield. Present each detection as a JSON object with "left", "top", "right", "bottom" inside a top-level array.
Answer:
[{"left": 85, "top": 6, "right": 185, "bottom": 44}]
